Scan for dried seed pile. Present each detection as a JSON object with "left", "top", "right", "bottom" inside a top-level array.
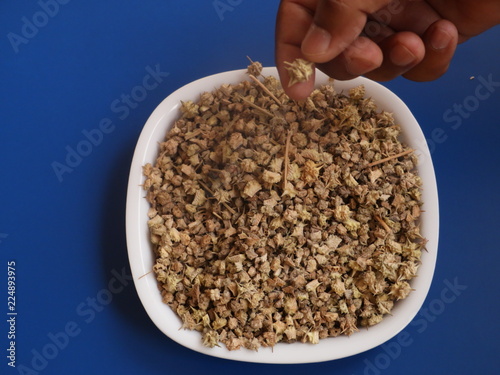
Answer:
[{"left": 142, "top": 62, "right": 425, "bottom": 351}]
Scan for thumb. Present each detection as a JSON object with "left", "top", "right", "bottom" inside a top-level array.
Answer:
[{"left": 301, "top": 0, "right": 391, "bottom": 62}]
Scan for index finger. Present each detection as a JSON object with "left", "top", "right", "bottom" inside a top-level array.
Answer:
[{"left": 275, "top": 0, "right": 317, "bottom": 100}]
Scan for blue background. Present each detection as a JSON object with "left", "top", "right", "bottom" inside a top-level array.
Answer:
[{"left": 1, "top": 1, "right": 499, "bottom": 374}]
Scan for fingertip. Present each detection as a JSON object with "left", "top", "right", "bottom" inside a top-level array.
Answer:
[
  {"left": 427, "top": 19, "right": 458, "bottom": 51},
  {"left": 362, "top": 32, "right": 425, "bottom": 82},
  {"left": 388, "top": 32, "right": 425, "bottom": 68},
  {"left": 283, "top": 79, "right": 315, "bottom": 101},
  {"left": 402, "top": 20, "right": 458, "bottom": 82},
  {"left": 389, "top": 44, "right": 419, "bottom": 67}
]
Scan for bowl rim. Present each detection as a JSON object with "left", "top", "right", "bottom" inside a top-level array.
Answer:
[{"left": 125, "top": 67, "right": 439, "bottom": 364}]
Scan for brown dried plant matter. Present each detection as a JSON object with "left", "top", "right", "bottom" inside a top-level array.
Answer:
[
  {"left": 284, "top": 58, "right": 314, "bottom": 86},
  {"left": 142, "top": 61, "right": 425, "bottom": 351}
]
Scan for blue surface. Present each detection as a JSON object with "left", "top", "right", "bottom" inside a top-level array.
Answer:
[{"left": 1, "top": 2, "right": 499, "bottom": 374}]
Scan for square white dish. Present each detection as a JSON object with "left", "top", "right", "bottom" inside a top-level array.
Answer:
[{"left": 125, "top": 67, "right": 439, "bottom": 364}]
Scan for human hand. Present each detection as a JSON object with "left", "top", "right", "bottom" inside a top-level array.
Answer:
[{"left": 275, "top": 0, "right": 500, "bottom": 100}]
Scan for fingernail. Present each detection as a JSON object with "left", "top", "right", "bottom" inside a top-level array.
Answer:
[
  {"left": 302, "top": 24, "right": 331, "bottom": 57},
  {"left": 430, "top": 28, "right": 452, "bottom": 50},
  {"left": 344, "top": 55, "right": 355, "bottom": 75},
  {"left": 390, "top": 44, "right": 416, "bottom": 67},
  {"left": 344, "top": 55, "right": 375, "bottom": 76}
]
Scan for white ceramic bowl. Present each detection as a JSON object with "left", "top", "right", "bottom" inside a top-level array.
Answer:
[{"left": 126, "top": 67, "right": 439, "bottom": 364}]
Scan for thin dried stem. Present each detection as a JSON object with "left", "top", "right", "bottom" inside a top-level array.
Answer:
[
  {"left": 248, "top": 74, "right": 281, "bottom": 105},
  {"left": 236, "top": 94, "right": 274, "bottom": 117},
  {"left": 364, "top": 149, "right": 414, "bottom": 168},
  {"left": 139, "top": 270, "right": 153, "bottom": 280},
  {"left": 184, "top": 129, "right": 203, "bottom": 140},
  {"left": 282, "top": 130, "right": 292, "bottom": 191},
  {"left": 374, "top": 215, "right": 392, "bottom": 234}
]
